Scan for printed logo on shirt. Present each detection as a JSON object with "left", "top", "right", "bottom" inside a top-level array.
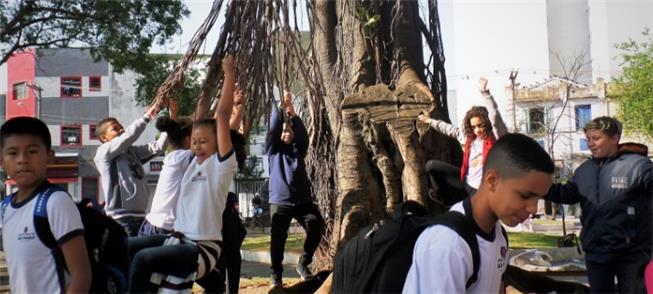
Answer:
[
  {"left": 191, "top": 171, "right": 207, "bottom": 182},
  {"left": 611, "top": 177, "right": 628, "bottom": 189},
  {"left": 18, "top": 226, "right": 36, "bottom": 241},
  {"left": 497, "top": 246, "right": 507, "bottom": 269}
]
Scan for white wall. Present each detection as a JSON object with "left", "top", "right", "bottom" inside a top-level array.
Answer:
[
  {"left": 588, "top": 0, "right": 653, "bottom": 81},
  {"left": 546, "top": 0, "right": 592, "bottom": 83},
  {"left": 446, "top": 0, "right": 551, "bottom": 126}
]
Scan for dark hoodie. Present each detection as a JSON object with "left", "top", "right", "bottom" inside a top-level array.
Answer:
[
  {"left": 265, "top": 106, "right": 312, "bottom": 205},
  {"left": 546, "top": 142, "right": 652, "bottom": 263}
]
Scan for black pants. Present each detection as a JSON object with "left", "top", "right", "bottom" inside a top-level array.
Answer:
[
  {"left": 270, "top": 203, "right": 325, "bottom": 278},
  {"left": 127, "top": 235, "right": 199, "bottom": 293},
  {"left": 586, "top": 252, "right": 648, "bottom": 293},
  {"left": 425, "top": 160, "right": 475, "bottom": 206}
]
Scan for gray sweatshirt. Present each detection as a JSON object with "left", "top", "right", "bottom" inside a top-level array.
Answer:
[{"left": 94, "top": 115, "right": 168, "bottom": 219}]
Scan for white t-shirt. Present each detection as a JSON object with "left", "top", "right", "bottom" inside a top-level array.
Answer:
[
  {"left": 402, "top": 201, "right": 508, "bottom": 294},
  {"left": 465, "top": 138, "right": 484, "bottom": 189},
  {"left": 146, "top": 149, "right": 192, "bottom": 230},
  {"left": 174, "top": 151, "right": 238, "bottom": 241},
  {"left": 1, "top": 189, "right": 84, "bottom": 294}
]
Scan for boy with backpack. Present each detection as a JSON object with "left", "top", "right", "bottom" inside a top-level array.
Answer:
[
  {"left": 94, "top": 98, "right": 168, "bottom": 236},
  {"left": 402, "top": 133, "right": 555, "bottom": 293},
  {"left": 0, "top": 117, "right": 91, "bottom": 293}
]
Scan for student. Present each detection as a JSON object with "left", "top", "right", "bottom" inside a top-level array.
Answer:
[
  {"left": 127, "top": 55, "right": 246, "bottom": 293},
  {"left": 402, "top": 133, "right": 554, "bottom": 293},
  {"left": 266, "top": 91, "right": 325, "bottom": 288},
  {"left": 546, "top": 116, "right": 652, "bottom": 293},
  {"left": 418, "top": 78, "right": 507, "bottom": 204},
  {"left": 0, "top": 117, "right": 92, "bottom": 293},
  {"left": 139, "top": 108, "right": 193, "bottom": 236},
  {"left": 94, "top": 99, "right": 168, "bottom": 236}
]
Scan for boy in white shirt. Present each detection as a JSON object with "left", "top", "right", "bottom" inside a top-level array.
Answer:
[
  {"left": 403, "top": 133, "right": 555, "bottom": 293},
  {"left": 0, "top": 117, "right": 91, "bottom": 293}
]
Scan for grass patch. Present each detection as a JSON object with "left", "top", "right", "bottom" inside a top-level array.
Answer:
[
  {"left": 508, "top": 232, "right": 559, "bottom": 249},
  {"left": 242, "top": 234, "right": 304, "bottom": 252}
]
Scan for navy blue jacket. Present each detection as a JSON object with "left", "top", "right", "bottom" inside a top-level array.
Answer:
[
  {"left": 546, "top": 146, "right": 652, "bottom": 263},
  {"left": 265, "top": 106, "right": 312, "bottom": 205}
]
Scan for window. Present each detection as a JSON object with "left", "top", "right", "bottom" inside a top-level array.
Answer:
[
  {"left": 61, "top": 77, "right": 82, "bottom": 97},
  {"left": 12, "top": 82, "right": 27, "bottom": 100},
  {"left": 89, "top": 76, "right": 102, "bottom": 92},
  {"left": 82, "top": 177, "right": 99, "bottom": 202},
  {"left": 526, "top": 107, "right": 545, "bottom": 134},
  {"left": 537, "top": 139, "right": 545, "bottom": 148},
  {"left": 89, "top": 124, "right": 98, "bottom": 140},
  {"left": 150, "top": 161, "right": 163, "bottom": 172},
  {"left": 575, "top": 105, "right": 592, "bottom": 131},
  {"left": 580, "top": 139, "right": 589, "bottom": 151},
  {"left": 61, "top": 125, "right": 82, "bottom": 146}
]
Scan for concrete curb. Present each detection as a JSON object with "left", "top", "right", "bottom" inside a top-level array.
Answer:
[{"left": 241, "top": 250, "right": 300, "bottom": 265}]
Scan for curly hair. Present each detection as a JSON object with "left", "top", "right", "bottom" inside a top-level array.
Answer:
[{"left": 462, "top": 106, "right": 494, "bottom": 139}]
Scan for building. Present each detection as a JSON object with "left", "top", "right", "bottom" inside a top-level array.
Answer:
[{"left": 5, "top": 48, "right": 162, "bottom": 201}]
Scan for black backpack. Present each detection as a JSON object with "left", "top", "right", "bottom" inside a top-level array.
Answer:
[
  {"left": 332, "top": 200, "right": 507, "bottom": 293},
  {"left": 2, "top": 185, "right": 129, "bottom": 293}
]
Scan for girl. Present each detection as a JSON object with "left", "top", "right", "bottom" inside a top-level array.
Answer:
[
  {"left": 418, "top": 78, "right": 507, "bottom": 205},
  {"left": 138, "top": 107, "right": 193, "bottom": 236},
  {"left": 127, "top": 55, "right": 246, "bottom": 293}
]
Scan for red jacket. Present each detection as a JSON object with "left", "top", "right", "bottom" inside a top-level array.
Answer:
[{"left": 460, "top": 135, "right": 495, "bottom": 181}]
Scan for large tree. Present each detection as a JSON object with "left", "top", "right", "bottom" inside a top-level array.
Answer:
[
  {"left": 0, "top": 0, "right": 189, "bottom": 72},
  {"left": 614, "top": 28, "right": 653, "bottom": 140},
  {"left": 153, "top": 0, "right": 459, "bottom": 280}
]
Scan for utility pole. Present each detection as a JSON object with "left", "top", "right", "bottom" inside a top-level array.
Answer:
[
  {"left": 26, "top": 82, "right": 43, "bottom": 119},
  {"left": 509, "top": 70, "right": 519, "bottom": 132}
]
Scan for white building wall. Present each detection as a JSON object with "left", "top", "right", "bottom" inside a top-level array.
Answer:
[
  {"left": 546, "top": 0, "right": 592, "bottom": 83},
  {"left": 446, "top": 0, "right": 551, "bottom": 128}
]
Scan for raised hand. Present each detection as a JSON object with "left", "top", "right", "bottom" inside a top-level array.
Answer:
[
  {"left": 479, "top": 77, "right": 490, "bottom": 93},
  {"left": 417, "top": 113, "right": 430, "bottom": 124}
]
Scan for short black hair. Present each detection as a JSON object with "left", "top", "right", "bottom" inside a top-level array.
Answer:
[
  {"left": 484, "top": 133, "right": 554, "bottom": 179},
  {"left": 0, "top": 117, "right": 52, "bottom": 150}
]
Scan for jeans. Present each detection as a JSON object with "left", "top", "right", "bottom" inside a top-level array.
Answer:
[
  {"left": 586, "top": 252, "right": 648, "bottom": 293},
  {"left": 270, "top": 203, "right": 325, "bottom": 279},
  {"left": 127, "top": 235, "right": 199, "bottom": 293},
  {"left": 137, "top": 218, "right": 173, "bottom": 236},
  {"left": 115, "top": 215, "right": 145, "bottom": 237}
]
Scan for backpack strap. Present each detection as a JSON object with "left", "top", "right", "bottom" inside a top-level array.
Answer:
[
  {"left": 109, "top": 157, "right": 122, "bottom": 208},
  {"left": 1, "top": 194, "right": 14, "bottom": 223},
  {"left": 435, "top": 211, "right": 481, "bottom": 289},
  {"left": 32, "top": 186, "right": 68, "bottom": 293}
]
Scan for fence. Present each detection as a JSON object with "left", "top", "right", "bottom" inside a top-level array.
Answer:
[{"left": 235, "top": 177, "right": 268, "bottom": 218}]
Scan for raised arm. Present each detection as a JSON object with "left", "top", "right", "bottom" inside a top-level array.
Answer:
[
  {"left": 285, "top": 93, "right": 309, "bottom": 156},
  {"left": 230, "top": 88, "right": 246, "bottom": 132},
  {"left": 265, "top": 100, "right": 284, "bottom": 154},
  {"left": 102, "top": 99, "right": 163, "bottom": 159},
  {"left": 215, "top": 55, "right": 236, "bottom": 158},
  {"left": 418, "top": 114, "right": 466, "bottom": 143},
  {"left": 479, "top": 78, "right": 508, "bottom": 138}
]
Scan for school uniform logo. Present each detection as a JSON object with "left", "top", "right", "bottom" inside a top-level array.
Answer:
[
  {"left": 611, "top": 177, "right": 628, "bottom": 189},
  {"left": 191, "top": 171, "right": 207, "bottom": 182},
  {"left": 497, "top": 246, "right": 507, "bottom": 269},
  {"left": 18, "top": 226, "right": 35, "bottom": 241}
]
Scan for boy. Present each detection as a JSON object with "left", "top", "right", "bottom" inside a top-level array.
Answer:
[
  {"left": 266, "top": 91, "right": 325, "bottom": 288},
  {"left": 546, "top": 116, "right": 652, "bottom": 293},
  {"left": 94, "top": 98, "right": 167, "bottom": 236},
  {"left": 0, "top": 117, "right": 91, "bottom": 293},
  {"left": 402, "top": 133, "right": 554, "bottom": 293}
]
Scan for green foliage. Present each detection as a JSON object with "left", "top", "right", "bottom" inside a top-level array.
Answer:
[
  {"left": 0, "top": 0, "right": 189, "bottom": 73},
  {"left": 614, "top": 28, "right": 653, "bottom": 140},
  {"left": 134, "top": 55, "right": 203, "bottom": 116}
]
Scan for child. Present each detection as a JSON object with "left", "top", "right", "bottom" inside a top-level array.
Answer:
[
  {"left": 418, "top": 78, "right": 508, "bottom": 204},
  {"left": 139, "top": 108, "right": 193, "bottom": 236},
  {"left": 402, "top": 133, "right": 554, "bottom": 293},
  {"left": 127, "top": 55, "right": 246, "bottom": 293},
  {"left": 0, "top": 117, "right": 91, "bottom": 293},
  {"left": 94, "top": 98, "right": 168, "bottom": 236}
]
